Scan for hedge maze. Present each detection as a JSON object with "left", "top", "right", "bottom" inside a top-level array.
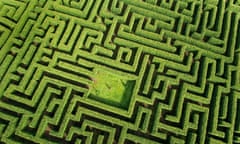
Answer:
[{"left": 0, "top": 0, "right": 240, "bottom": 143}]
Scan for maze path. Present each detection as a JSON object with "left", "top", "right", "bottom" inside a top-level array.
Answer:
[{"left": 0, "top": 0, "right": 240, "bottom": 143}]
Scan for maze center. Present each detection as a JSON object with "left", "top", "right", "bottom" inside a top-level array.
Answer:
[
  {"left": 0, "top": 0, "right": 240, "bottom": 144},
  {"left": 88, "top": 69, "right": 135, "bottom": 109}
]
